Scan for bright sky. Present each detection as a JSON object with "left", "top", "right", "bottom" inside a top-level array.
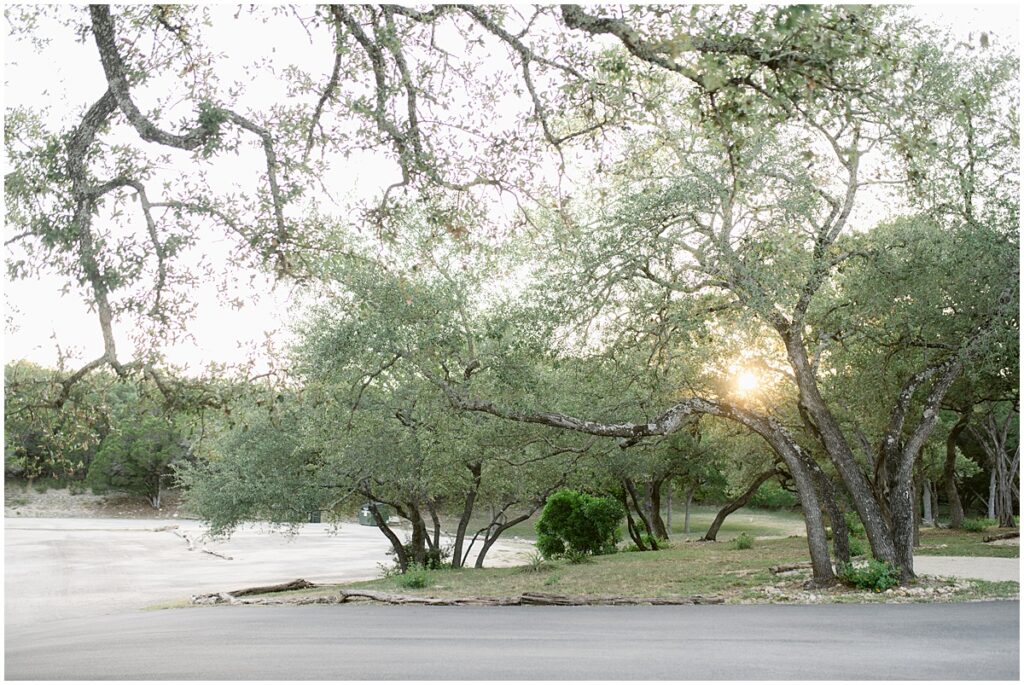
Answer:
[{"left": 3, "top": 4, "right": 1020, "bottom": 375}]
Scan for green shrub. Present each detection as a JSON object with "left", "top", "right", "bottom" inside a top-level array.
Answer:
[
  {"left": 844, "top": 511, "right": 866, "bottom": 539},
  {"left": 963, "top": 518, "right": 996, "bottom": 532},
  {"left": 396, "top": 563, "right": 431, "bottom": 589},
  {"left": 536, "top": 489, "right": 625, "bottom": 559},
  {"left": 847, "top": 537, "right": 866, "bottom": 557},
  {"left": 839, "top": 560, "right": 900, "bottom": 592},
  {"left": 87, "top": 412, "right": 185, "bottom": 508},
  {"left": 733, "top": 532, "right": 754, "bottom": 550},
  {"left": 749, "top": 481, "right": 798, "bottom": 509}
]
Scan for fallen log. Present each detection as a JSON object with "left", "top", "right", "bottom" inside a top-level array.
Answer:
[
  {"left": 192, "top": 579, "right": 319, "bottom": 605},
  {"left": 519, "top": 592, "right": 723, "bottom": 606},
  {"left": 983, "top": 531, "right": 1020, "bottom": 543},
  {"left": 229, "top": 579, "right": 317, "bottom": 597},
  {"left": 338, "top": 589, "right": 519, "bottom": 606},
  {"left": 337, "top": 589, "right": 723, "bottom": 606},
  {"left": 193, "top": 585, "right": 724, "bottom": 607}
]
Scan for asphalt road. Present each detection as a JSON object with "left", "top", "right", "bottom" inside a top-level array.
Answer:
[{"left": 6, "top": 601, "right": 1018, "bottom": 680}]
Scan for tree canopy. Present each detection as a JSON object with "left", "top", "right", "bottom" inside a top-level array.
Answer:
[{"left": 5, "top": 5, "right": 1018, "bottom": 586}]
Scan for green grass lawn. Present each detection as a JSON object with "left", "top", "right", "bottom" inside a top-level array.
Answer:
[
  {"left": 222, "top": 524, "right": 1017, "bottom": 608},
  {"left": 915, "top": 527, "right": 1020, "bottom": 558}
]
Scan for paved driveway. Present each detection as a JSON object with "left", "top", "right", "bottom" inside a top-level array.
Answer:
[
  {"left": 4, "top": 517, "right": 533, "bottom": 628},
  {"left": 915, "top": 555, "right": 1019, "bottom": 582}
]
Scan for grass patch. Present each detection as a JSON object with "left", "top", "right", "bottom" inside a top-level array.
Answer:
[
  {"left": 915, "top": 528, "right": 1019, "bottom": 558},
  {"left": 221, "top": 533, "right": 1017, "bottom": 606},
  {"left": 669, "top": 506, "right": 806, "bottom": 540},
  {"left": 332, "top": 536, "right": 811, "bottom": 600}
]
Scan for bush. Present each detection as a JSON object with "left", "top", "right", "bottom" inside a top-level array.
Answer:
[
  {"left": 87, "top": 412, "right": 186, "bottom": 508},
  {"left": 847, "top": 537, "right": 866, "bottom": 557},
  {"left": 963, "top": 518, "right": 996, "bottom": 532},
  {"left": 844, "top": 511, "right": 866, "bottom": 539},
  {"left": 839, "top": 560, "right": 900, "bottom": 592},
  {"left": 536, "top": 489, "right": 625, "bottom": 559},
  {"left": 396, "top": 563, "right": 431, "bottom": 589},
  {"left": 733, "top": 532, "right": 754, "bottom": 550},
  {"left": 749, "top": 481, "right": 798, "bottom": 509}
]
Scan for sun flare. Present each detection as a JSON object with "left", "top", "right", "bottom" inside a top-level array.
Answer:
[{"left": 735, "top": 369, "right": 760, "bottom": 396}]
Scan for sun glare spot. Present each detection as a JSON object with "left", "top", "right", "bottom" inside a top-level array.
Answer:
[{"left": 735, "top": 370, "right": 760, "bottom": 396}]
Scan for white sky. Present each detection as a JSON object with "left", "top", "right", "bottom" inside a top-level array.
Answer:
[{"left": 2, "top": 3, "right": 1020, "bottom": 375}]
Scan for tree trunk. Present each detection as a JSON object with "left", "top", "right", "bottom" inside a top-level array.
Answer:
[
  {"left": 782, "top": 331, "right": 897, "bottom": 570},
  {"left": 665, "top": 482, "right": 672, "bottom": 533},
  {"left": 913, "top": 478, "right": 922, "bottom": 547},
  {"left": 988, "top": 470, "right": 997, "bottom": 520},
  {"left": 683, "top": 486, "right": 695, "bottom": 534},
  {"left": 624, "top": 478, "right": 659, "bottom": 550},
  {"left": 407, "top": 505, "right": 428, "bottom": 566},
  {"left": 646, "top": 478, "right": 669, "bottom": 540},
  {"left": 944, "top": 414, "right": 969, "bottom": 528},
  {"left": 922, "top": 478, "right": 933, "bottom": 526},
  {"left": 702, "top": 470, "right": 777, "bottom": 542},
  {"left": 804, "top": 458, "right": 849, "bottom": 565},
  {"left": 369, "top": 501, "right": 408, "bottom": 572},
  {"left": 426, "top": 501, "right": 441, "bottom": 552},
  {"left": 474, "top": 512, "right": 531, "bottom": 568},
  {"left": 451, "top": 462, "right": 482, "bottom": 569},
  {"left": 996, "top": 450, "right": 1016, "bottom": 528},
  {"left": 618, "top": 489, "right": 647, "bottom": 550}
]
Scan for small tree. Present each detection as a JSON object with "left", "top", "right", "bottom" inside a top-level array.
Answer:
[
  {"left": 87, "top": 412, "right": 186, "bottom": 508},
  {"left": 536, "top": 489, "right": 625, "bottom": 558}
]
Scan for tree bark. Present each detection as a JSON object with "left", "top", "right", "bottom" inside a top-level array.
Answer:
[
  {"left": 624, "top": 478, "right": 659, "bottom": 550},
  {"left": 702, "top": 470, "right": 777, "bottom": 542},
  {"left": 781, "top": 330, "right": 897, "bottom": 569},
  {"left": 922, "top": 478, "right": 933, "bottom": 526},
  {"left": 805, "top": 459, "right": 850, "bottom": 565},
  {"left": 988, "top": 470, "right": 997, "bottom": 520},
  {"left": 665, "top": 482, "right": 672, "bottom": 532},
  {"left": 474, "top": 512, "right": 531, "bottom": 568},
  {"left": 407, "top": 505, "right": 428, "bottom": 565},
  {"left": 913, "top": 478, "right": 922, "bottom": 547},
  {"left": 646, "top": 478, "right": 669, "bottom": 539},
  {"left": 683, "top": 486, "right": 695, "bottom": 534},
  {"left": 368, "top": 500, "right": 408, "bottom": 571},
  {"left": 883, "top": 358, "right": 963, "bottom": 582},
  {"left": 451, "top": 462, "right": 482, "bottom": 569},
  {"left": 426, "top": 500, "right": 442, "bottom": 552},
  {"left": 944, "top": 413, "right": 969, "bottom": 528}
]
